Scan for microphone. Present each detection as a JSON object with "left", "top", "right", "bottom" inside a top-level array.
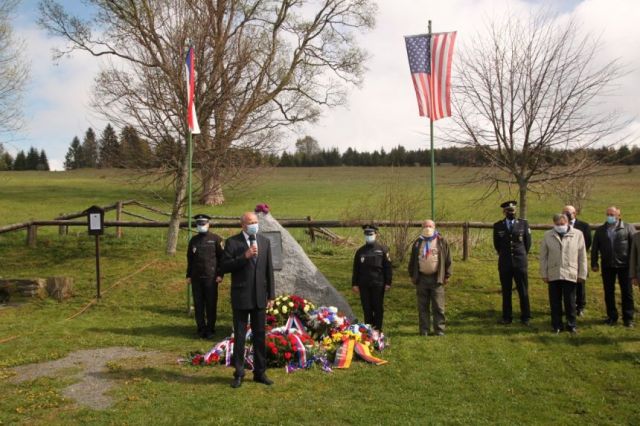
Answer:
[{"left": 249, "top": 234, "right": 256, "bottom": 246}]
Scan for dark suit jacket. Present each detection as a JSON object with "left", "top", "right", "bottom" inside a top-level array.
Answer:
[
  {"left": 493, "top": 218, "right": 531, "bottom": 270},
  {"left": 572, "top": 219, "right": 592, "bottom": 252},
  {"left": 220, "top": 232, "right": 275, "bottom": 310}
]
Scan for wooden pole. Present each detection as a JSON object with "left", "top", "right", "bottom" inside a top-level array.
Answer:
[
  {"left": 307, "top": 215, "right": 316, "bottom": 243},
  {"left": 27, "top": 224, "right": 37, "bottom": 248},
  {"left": 462, "top": 221, "right": 469, "bottom": 261},
  {"left": 115, "top": 201, "right": 123, "bottom": 238},
  {"left": 95, "top": 234, "right": 101, "bottom": 300}
]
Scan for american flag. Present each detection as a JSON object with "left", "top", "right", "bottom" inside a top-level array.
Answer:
[
  {"left": 404, "top": 32, "right": 457, "bottom": 120},
  {"left": 185, "top": 46, "right": 201, "bottom": 134}
]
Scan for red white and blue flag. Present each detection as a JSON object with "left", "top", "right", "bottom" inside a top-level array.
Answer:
[
  {"left": 404, "top": 31, "right": 457, "bottom": 121},
  {"left": 185, "top": 46, "right": 201, "bottom": 134}
]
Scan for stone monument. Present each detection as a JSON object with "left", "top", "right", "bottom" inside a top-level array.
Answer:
[{"left": 255, "top": 205, "right": 353, "bottom": 318}]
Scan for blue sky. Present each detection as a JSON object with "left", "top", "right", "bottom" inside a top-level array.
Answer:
[{"left": 6, "top": 0, "right": 640, "bottom": 170}]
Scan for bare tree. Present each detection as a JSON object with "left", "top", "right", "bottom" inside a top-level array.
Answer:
[
  {"left": 0, "top": 0, "right": 29, "bottom": 136},
  {"left": 452, "top": 11, "right": 629, "bottom": 218},
  {"left": 39, "top": 0, "right": 376, "bottom": 254}
]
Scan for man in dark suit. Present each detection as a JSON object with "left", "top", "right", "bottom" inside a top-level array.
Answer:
[
  {"left": 563, "top": 205, "right": 592, "bottom": 317},
  {"left": 221, "top": 211, "right": 275, "bottom": 388},
  {"left": 493, "top": 200, "right": 532, "bottom": 325}
]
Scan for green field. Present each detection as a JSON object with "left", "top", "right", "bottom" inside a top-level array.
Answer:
[{"left": 1, "top": 167, "right": 640, "bottom": 425}]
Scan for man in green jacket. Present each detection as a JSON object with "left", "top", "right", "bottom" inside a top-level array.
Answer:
[{"left": 408, "top": 220, "right": 452, "bottom": 336}]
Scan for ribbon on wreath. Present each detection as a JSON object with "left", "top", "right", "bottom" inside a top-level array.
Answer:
[
  {"left": 334, "top": 338, "right": 355, "bottom": 369},
  {"left": 353, "top": 342, "right": 388, "bottom": 365},
  {"left": 284, "top": 314, "right": 307, "bottom": 333}
]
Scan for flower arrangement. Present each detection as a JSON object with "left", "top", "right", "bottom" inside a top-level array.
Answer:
[
  {"left": 266, "top": 294, "right": 315, "bottom": 326},
  {"left": 181, "top": 296, "right": 387, "bottom": 372},
  {"left": 306, "top": 306, "right": 350, "bottom": 339}
]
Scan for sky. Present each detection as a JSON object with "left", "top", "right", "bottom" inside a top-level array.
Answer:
[{"left": 5, "top": 0, "right": 640, "bottom": 171}]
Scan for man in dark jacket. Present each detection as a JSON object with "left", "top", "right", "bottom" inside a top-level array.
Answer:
[
  {"left": 493, "top": 201, "right": 532, "bottom": 325},
  {"left": 186, "top": 214, "right": 224, "bottom": 339},
  {"left": 408, "top": 220, "right": 452, "bottom": 336},
  {"left": 221, "top": 211, "right": 275, "bottom": 388},
  {"left": 591, "top": 206, "right": 636, "bottom": 327},
  {"left": 563, "top": 205, "right": 592, "bottom": 317},
  {"left": 352, "top": 224, "right": 393, "bottom": 331}
]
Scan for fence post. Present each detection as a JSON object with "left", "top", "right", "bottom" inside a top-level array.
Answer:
[
  {"left": 307, "top": 216, "right": 315, "bottom": 243},
  {"left": 115, "top": 201, "right": 123, "bottom": 238},
  {"left": 462, "top": 221, "right": 469, "bottom": 261},
  {"left": 27, "top": 223, "right": 37, "bottom": 248},
  {"left": 58, "top": 213, "right": 68, "bottom": 236}
]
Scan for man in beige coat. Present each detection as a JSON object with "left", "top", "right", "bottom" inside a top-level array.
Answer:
[{"left": 540, "top": 213, "right": 588, "bottom": 333}]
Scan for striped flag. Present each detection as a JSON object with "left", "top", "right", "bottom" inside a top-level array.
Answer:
[
  {"left": 404, "top": 31, "right": 457, "bottom": 120},
  {"left": 185, "top": 46, "right": 201, "bottom": 134}
]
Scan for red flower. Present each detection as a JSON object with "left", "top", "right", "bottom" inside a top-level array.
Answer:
[
  {"left": 271, "top": 347, "right": 278, "bottom": 354},
  {"left": 284, "top": 352, "right": 292, "bottom": 360}
]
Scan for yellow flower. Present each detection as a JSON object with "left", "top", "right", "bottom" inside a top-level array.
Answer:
[{"left": 282, "top": 306, "right": 288, "bottom": 314}]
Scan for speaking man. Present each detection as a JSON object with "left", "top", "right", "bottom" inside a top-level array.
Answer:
[{"left": 221, "top": 211, "right": 275, "bottom": 388}]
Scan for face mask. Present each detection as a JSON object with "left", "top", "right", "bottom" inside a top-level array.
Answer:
[
  {"left": 505, "top": 212, "right": 515, "bottom": 220},
  {"left": 554, "top": 225, "right": 568, "bottom": 234},
  {"left": 422, "top": 227, "right": 435, "bottom": 237},
  {"left": 246, "top": 223, "right": 259, "bottom": 235},
  {"left": 196, "top": 224, "right": 209, "bottom": 233},
  {"left": 365, "top": 235, "right": 376, "bottom": 244},
  {"left": 606, "top": 215, "right": 617, "bottom": 225}
]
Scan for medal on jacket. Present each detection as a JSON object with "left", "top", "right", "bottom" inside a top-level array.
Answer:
[
  {"left": 192, "top": 247, "right": 197, "bottom": 253},
  {"left": 361, "top": 256, "right": 365, "bottom": 263}
]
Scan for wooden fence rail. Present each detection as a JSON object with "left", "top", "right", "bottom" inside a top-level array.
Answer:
[{"left": 4, "top": 216, "right": 636, "bottom": 260}]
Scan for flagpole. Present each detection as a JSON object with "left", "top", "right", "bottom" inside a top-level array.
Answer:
[
  {"left": 428, "top": 20, "right": 436, "bottom": 220},
  {"left": 186, "top": 41, "right": 194, "bottom": 315},
  {"left": 186, "top": 129, "right": 193, "bottom": 314}
]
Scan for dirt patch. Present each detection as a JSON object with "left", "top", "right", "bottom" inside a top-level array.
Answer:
[{"left": 10, "top": 347, "right": 163, "bottom": 410}]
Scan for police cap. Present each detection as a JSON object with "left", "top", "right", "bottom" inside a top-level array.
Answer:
[
  {"left": 500, "top": 200, "right": 517, "bottom": 211},
  {"left": 362, "top": 224, "right": 378, "bottom": 235}
]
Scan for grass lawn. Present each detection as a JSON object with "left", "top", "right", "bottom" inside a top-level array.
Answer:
[{"left": 1, "top": 167, "right": 640, "bottom": 425}]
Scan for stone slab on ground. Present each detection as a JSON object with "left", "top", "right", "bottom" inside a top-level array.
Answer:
[{"left": 10, "top": 347, "right": 162, "bottom": 410}]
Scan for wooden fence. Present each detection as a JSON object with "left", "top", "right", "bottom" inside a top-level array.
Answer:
[{"left": 1, "top": 200, "right": 638, "bottom": 261}]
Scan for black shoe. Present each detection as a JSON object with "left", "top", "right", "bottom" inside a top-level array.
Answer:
[
  {"left": 498, "top": 319, "right": 512, "bottom": 325},
  {"left": 230, "top": 377, "right": 243, "bottom": 388},
  {"left": 624, "top": 321, "right": 635, "bottom": 328},
  {"left": 567, "top": 327, "right": 577, "bottom": 334},
  {"left": 435, "top": 331, "right": 445, "bottom": 336},
  {"left": 204, "top": 331, "right": 215, "bottom": 339},
  {"left": 577, "top": 310, "right": 584, "bottom": 317},
  {"left": 253, "top": 375, "right": 273, "bottom": 386},
  {"left": 603, "top": 318, "right": 618, "bottom": 326}
]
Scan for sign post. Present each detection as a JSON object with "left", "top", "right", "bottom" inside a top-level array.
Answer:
[{"left": 85, "top": 205, "right": 105, "bottom": 300}]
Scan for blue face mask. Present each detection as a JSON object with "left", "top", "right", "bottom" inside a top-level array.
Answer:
[
  {"left": 196, "top": 224, "right": 209, "bottom": 233},
  {"left": 606, "top": 215, "right": 617, "bottom": 225},
  {"left": 365, "top": 235, "right": 376, "bottom": 244},
  {"left": 246, "top": 223, "right": 259, "bottom": 235}
]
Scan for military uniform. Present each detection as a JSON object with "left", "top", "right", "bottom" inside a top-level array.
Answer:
[
  {"left": 352, "top": 225, "right": 393, "bottom": 330},
  {"left": 493, "top": 201, "right": 532, "bottom": 324},
  {"left": 186, "top": 214, "right": 224, "bottom": 338}
]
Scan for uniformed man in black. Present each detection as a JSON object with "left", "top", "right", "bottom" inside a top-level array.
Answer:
[
  {"left": 352, "top": 225, "right": 393, "bottom": 331},
  {"left": 493, "top": 201, "right": 532, "bottom": 325},
  {"left": 186, "top": 214, "right": 224, "bottom": 339},
  {"left": 562, "top": 205, "right": 592, "bottom": 317}
]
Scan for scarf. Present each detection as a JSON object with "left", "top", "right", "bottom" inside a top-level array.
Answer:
[{"left": 420, "top": 232, "right": 440, "bottom": 257}]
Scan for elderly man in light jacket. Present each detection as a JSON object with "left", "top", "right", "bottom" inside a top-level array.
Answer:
[{"left": 540, "top": 213, "right": 588, "bottom": 334}]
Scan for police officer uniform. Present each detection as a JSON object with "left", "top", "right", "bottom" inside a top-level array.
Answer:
[
  {"left": 352, "top": 225, "right": 393, "bottom": 330},
  {"left": 186, "top": 214, "right": 224, "bottom": 338},
  {"left": 493, "top": 201, "right": 532, "bottom": 325}
]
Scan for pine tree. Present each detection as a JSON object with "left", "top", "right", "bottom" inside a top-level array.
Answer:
[
  {"left": 120, "top": 126, "right": 152, "bottom": 168},
  {"left": 37, "top": 150, "right": 50, "bottom": 171},
  {"left": 13, "top": 150, "right": 26, "bottom": 170},
  {"left": 80, "top": 128, "right": 99, "bottom": 167},
  {"left": 0, "top": 143, "right": 13, "bottom": 170},
  {"left": 64, "top": 136, "right": 83, "bottom": 170},
  {"left": 98, "top": 124, "right": 120, "bottom": 168},
  {"left": 25, "top": 147, "right": 39, "bottom": 170}
]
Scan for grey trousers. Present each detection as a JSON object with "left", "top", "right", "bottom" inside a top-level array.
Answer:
[{"left": 416, "top": 273, "right": 446, "bottom": 334}]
